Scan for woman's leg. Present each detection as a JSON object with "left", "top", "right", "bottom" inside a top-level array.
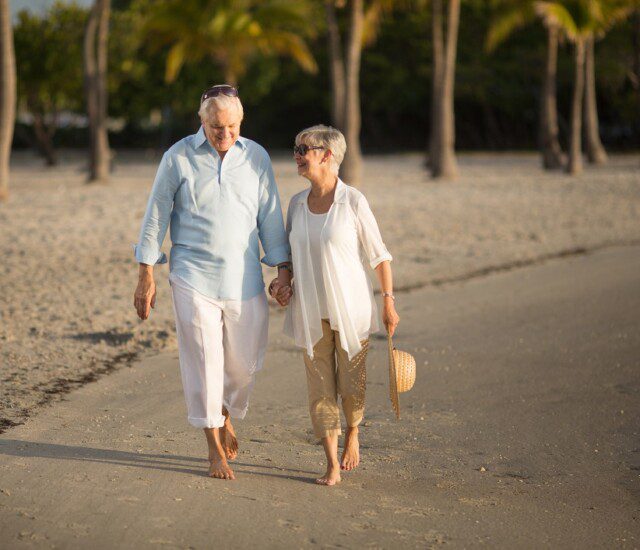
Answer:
[
  {"left": 335, "top": 336, "right": 369, "bottom": 471},
  {"left": 303, "top": 320, "right": 342, "bottom": 485}
]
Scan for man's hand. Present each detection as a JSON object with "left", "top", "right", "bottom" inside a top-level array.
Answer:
[{"left": 134, "top": 264, "right": 156, "bottom": 320}]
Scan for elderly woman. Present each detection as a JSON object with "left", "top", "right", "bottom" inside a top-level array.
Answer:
[{"left": 271, "top": 125, "right": 399, "bottom": 486}]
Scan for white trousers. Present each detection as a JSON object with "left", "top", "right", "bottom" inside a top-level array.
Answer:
[{"left": 170, "top": 274, "right": 269, "bottom": 429}]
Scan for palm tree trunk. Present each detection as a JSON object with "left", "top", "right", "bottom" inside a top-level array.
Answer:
[
  {"left": 428, "top": 0, "right": 444, "bottom": 170},
  {"left": 432, "top": 0, "right": 459, "bottom": 179},
  {"left": 0, "top": 0, "right": 16, "bottom": 201},
  {"left": 539, "top": 24, "right": 565, "bottom": 169},
  {"left": 583, "top": 35, "right": 607, "bottom": 164},
  {"left": 324, "top": 0, "right": 346, "bottom": 130},
  {"left": 32, "top": 111, "right": 58, "bottom": 166},
  {"left": 341, "top": 0, "right": 364, "bottom": 187},
  {"left": 84, "top": 0, "right": 110, "bottom": 183},
  {"left": 567, "top": 38, "right": 585, "bottom": 175}
]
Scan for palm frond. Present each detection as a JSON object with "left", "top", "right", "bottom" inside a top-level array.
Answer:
[
  {"left": 486, "top": 2, "right": 535, "bottom": 52},
  {"left": 535, "top": 1, "right": 580, "bottom": 40}
]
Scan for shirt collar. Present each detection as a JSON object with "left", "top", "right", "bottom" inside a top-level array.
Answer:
[
  {"left": 334, "top": 179, "right": 348, "bottom": 203},
  {"left": 194, "top": 125, "right": 247, "bottom": 151},
  {"left": 300, "top": 178, "right": 348, "bottom": 206}
]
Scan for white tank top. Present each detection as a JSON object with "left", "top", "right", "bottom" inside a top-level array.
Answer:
[{"left": 306, "top": 206, "right": 329, "bottom": 319}]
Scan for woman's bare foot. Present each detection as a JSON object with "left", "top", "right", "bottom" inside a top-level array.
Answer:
[
  {"left": 204, "top": 427, "right": 236, "bottom": 480},
  {"left": 316, "top": 463, "right": 341, "bottom": 486},
  {"left": 341, "top": 426, "right": 360, "bottom": 471},
  {"left": 220, "top": 414, "right": 238, "bottom": 460}
]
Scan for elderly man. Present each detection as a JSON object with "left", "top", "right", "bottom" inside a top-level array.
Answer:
[{"left": 133, "top": 85, "right": 291, "bottom": 480}]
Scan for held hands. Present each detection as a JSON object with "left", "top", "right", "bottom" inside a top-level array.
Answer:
[
  {"left": 134, "top": 270, "right": 156, "bottom": 320},
  {"left": 269, "top": 277, "right": 293, "bottom": 307},
  {"left": 383, "top": 298, "right": 400, "bottom": 337}
]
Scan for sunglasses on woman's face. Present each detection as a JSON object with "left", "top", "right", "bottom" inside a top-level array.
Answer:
[
  {"left": 200, "top": 85, "right": 239, "bottom": 103},
  {"left": 293, "top": 144, "right": 324, "bottom": 156}
]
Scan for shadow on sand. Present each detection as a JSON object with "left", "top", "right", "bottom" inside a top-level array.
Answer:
[{"left": 0, "top": 439, "right": 318, "bottom": 482}]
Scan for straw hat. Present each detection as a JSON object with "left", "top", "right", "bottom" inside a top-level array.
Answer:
[{"left": 387, "top": 333, "right": 416, "bottom": 420}]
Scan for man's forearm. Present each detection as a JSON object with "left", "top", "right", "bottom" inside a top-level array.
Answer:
[
  {"left": 276, "top": 262, "right": 292, "bottom": 286},
  {"left": 139, "top": 263, "right": 154, "bottom": 280}
]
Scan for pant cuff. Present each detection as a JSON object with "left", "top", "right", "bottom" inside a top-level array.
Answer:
[
  {"left": 346, "top": 415, "right": 364, "bottom": 428},
  {"left": 188, "top": 415, "right": 225, "bottom": 429},
  {"left": 314, "top": 427, "right": 342, "bottom": 439},
  {"left": 224, "top": 405, "right": 249, "bottom": 420}
]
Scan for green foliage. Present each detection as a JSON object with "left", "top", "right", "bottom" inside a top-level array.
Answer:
[
  {"left": 14, "top": 2, "right": 87, "bottom": 116},
  {"left": 141, "top": 0, "right": 319, "bottom": 84},
  {"left": 10, "top": 0, "right": 640, "bottom": 151}
]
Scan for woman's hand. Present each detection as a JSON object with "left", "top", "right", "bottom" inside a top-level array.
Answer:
[
  {"left": 269, "top": 278, "right": 293, "bottom": 307},
  {"left": 383, "top": 298, "right": 400, "bottom": 336}
]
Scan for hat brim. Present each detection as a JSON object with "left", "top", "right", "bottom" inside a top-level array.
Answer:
[{"left": 388, "top": 334, "right": 400, "bottom": 419}]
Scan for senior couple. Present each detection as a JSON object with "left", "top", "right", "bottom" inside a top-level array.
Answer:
[{"left": 133, "top": 85, "right": 399, "bottom": 486}]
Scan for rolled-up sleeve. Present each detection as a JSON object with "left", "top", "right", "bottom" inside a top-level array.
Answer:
[
  {"left": 355, "top": 194, "right": 392, "bottom": 269},
  {"left": 133, "top": 152, "right": 179, "bottom": 265},
  {"left": 257, "top": 158, "right": 290, "bottom": 266}
]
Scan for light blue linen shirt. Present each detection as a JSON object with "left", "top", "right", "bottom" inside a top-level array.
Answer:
[{"left": 134, "top": 126, "right": 289, "bottom": 301}]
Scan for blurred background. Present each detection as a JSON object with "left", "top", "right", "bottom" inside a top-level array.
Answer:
[{"left": 1, "top": 0, "right": 639, "bottom": 188}]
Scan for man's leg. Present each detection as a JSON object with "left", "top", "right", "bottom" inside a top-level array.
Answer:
[
  {"left": 170, "top": 277, "right": 234, "bottom": 479},
  {"left": 219, "top": 292, "right": 269, "bottom": 458}
]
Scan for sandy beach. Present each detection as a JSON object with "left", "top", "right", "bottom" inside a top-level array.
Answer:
[
  {"left": 0, "top": 244, "right": 638, "bottom": 547},
  {"left": 1, "top": 150, "right": 639, "bottom": 430}
]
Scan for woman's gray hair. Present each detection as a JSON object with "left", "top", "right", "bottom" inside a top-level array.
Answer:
[
  {"left": 198, "top": 95, "right": 244, "bottom": 122},
  {"left": 295, "top": 124, "right": 346, "bottom": 174}
]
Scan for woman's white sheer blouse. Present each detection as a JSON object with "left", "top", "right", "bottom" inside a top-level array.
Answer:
[{"left": 284, "top": 179, "right": 392, "bottom": 360}]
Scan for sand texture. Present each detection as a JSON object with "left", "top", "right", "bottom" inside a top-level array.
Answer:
[
  {"left": 0, "top": 245, "right": 638, "bottom": 547},
  {"left": 1, "top": 151, "right": 639, "bottom": 429}
]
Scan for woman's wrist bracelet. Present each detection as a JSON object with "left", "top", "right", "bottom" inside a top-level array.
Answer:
[{"left": 382, "top": 292, "right": 395, "bottom": 301}]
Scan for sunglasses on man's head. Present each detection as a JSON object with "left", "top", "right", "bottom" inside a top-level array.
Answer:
[
  {"left": 293, "top": 144, "right": 324, "bottom": 155},
  {"left": 200, "top": 85, "right": 239, "bottom": 103}
]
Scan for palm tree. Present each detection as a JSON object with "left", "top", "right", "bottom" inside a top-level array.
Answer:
[
  {"left": 430, "top": 0, "right": 460, "bottom": 179},
  {"left": 535, "top": 1, "right": 592, "bottom": 174},
  {"left": 341, "top": 0, "right": 365, "bottom": 185},
  {"left": 487, "top": 0, "right": 566, "bottom": 169},
  {"left": 583, "top": 34, "right": 607, "bottom": 163},
  {"left": 536, "top": 0, "right": 633, "bottom": 174},
  {"left": 324, "top": 0, "right": 399, "bottom": 186},
  {"left": 143, "top": 0, "right": 318, "bottom": 86},
  {"left": 84, "top": 0, "right": 111, "bottom": 183},
  {"left": 325, "top": 0, "right": 346, "bottom": 131},
  {"left": 583, "top": 1, "right": 635, "bottom": 164},
  {"left": 0, "top": 0, "right": 15, "bottom": 201}
]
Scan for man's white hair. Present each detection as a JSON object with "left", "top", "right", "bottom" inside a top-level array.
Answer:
[
  {"left": 295, "top": 124, "right": 346, "bottom": 175},
  {"left": 198, "top": 95, "right": 244, "bottom": 122}
]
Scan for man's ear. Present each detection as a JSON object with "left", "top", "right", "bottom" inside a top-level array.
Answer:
[{"left": 322, "top": 150, "right": 332, "bottom": 164}]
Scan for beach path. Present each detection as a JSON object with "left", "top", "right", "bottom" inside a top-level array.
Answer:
[{"left": 0, "top": 245, "right": 638, "bottom": 548}]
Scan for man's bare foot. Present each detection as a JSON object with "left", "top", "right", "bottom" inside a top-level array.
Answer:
[
  {"left": 208, "top": 454, "right": 235, "bottom": 480},
  {"left": 204, "top": 426, "right": 235, "bottom": 480},
  {"left": 316, "top": 463, "right": 341, "bottom": 486},
  {"left": 220, "top": 415, "right": 238, "bottom": 460},
  {"left": 341, "top": 426, "right": 360, "bottom": 471}
]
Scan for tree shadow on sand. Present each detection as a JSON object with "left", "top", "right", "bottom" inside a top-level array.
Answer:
[{"left": 0, "top": 439, "right": 318, "bottom": 482}]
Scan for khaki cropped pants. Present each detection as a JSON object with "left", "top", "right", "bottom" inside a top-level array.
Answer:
[{"left": 303, "top": 320, "right": 369, "bottom": 439}]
